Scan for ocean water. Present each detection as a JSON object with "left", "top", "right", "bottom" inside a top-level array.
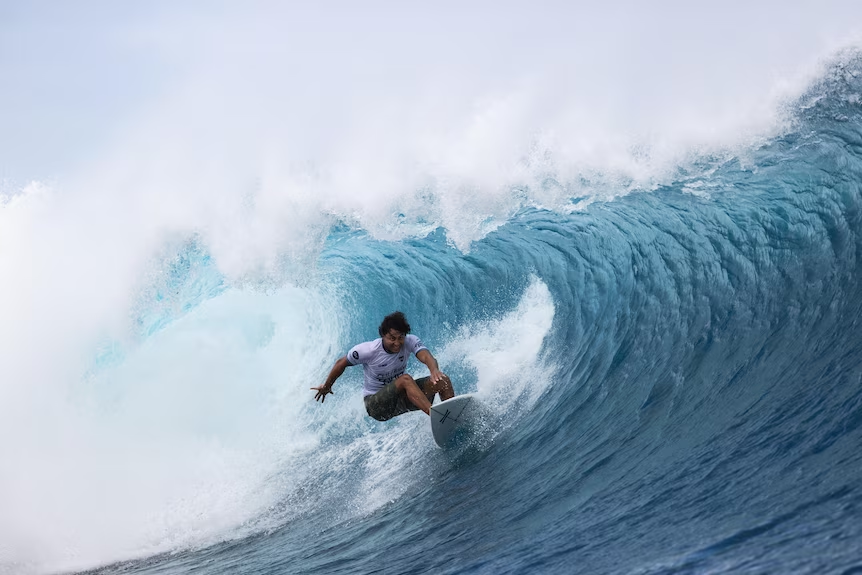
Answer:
[{"left": 3, "top": 41, "right": 862, "bottom": 575}]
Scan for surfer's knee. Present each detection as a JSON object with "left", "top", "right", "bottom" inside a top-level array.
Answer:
[
  {"left": 430, "top": 374, "right": 452, "bottom": 393},
  {"left": 433, "top": 374, "right": 455, "bottom": 400},
  {"left": 394, "top": 374, "right": 416, "bottom": 391}
]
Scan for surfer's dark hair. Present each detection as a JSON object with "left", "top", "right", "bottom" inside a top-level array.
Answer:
[{"left": 379, "top": 311, "right": 411, "bottom": 337}]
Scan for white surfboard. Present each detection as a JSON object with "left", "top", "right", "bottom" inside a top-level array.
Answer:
[{"left": 430, "top": 394, "right": 477, "bottom": 447}]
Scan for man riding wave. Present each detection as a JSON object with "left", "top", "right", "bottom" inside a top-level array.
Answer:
[{"left": 312, "top": 311, "right": 455, "bottom": 421}]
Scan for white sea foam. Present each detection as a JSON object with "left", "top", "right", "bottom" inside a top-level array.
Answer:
[
  {"left": 441, "top": 278, "right": 556, "bottom": 404},
  {"left": 0, "top": 278, "right": 343, "bottom": 572}
]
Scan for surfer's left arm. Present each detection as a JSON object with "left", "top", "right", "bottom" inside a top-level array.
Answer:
[{"left": 416, "top": 349, "right": 447, "bottom": 384}]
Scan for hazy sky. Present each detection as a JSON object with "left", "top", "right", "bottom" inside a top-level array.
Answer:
[{"left": 2, "top": 1, "right": 861, "bottom": 187}]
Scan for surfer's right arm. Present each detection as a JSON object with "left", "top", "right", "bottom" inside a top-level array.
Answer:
[{"left": 312, "top": 356, "right": 350, "bottom": 403}]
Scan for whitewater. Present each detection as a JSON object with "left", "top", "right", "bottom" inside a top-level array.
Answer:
[{"left": 3, "top": 4, "right": 862, "bottom": 574}]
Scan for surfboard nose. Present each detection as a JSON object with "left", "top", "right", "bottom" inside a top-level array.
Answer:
[{"left": 430, "top": 394, "right": 476, "bottom": 447}]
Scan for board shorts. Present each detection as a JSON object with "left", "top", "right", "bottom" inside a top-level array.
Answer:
[{"left": 364, "top": 376, "right": 431, "bottom": 421}]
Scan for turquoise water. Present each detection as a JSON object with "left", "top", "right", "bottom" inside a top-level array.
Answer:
[
  {"left": 1, "top": 43, "right": 861, "bottom": 575},
  {"left": 64, "top": 55, "right": 862, "bottom": 575}
]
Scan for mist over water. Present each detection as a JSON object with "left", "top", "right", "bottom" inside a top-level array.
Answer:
[{"left": 3, "top": 3, "right": 862, "bottom": 574}]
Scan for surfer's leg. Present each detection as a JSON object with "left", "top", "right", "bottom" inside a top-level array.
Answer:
[
  {"left": 413, "top": 376, "right": 437, "bottom": 405},
  {"left": 394, "top": 374, "right": 432, "bottom": 415},
  {"left": 426, "top": 373, "right": 454, "bottom": 401},
  {"left": 414, "top": 374, "right": 455, "bottom": 404}
]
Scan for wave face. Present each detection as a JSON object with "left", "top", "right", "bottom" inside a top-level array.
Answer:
[{"left": 6, "top": 57, "right": 862, "bottom": 575}]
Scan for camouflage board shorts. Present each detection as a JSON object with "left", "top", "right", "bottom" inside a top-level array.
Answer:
[{"left": 364, "top": 376, "right": 431, "bottom": 421}]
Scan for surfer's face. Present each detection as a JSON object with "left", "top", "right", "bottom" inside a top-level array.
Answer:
[{"left": 382, "top": 329, "right": 405, "bottom": 354}]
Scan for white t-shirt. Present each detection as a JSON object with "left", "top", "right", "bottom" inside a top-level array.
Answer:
[{"left": 346, "top": 334, "right": 428, "bottom": 397}]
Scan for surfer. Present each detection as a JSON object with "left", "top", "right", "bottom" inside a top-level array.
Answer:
[{"left": 312, "top": 311, "right": 455, "bottom": 421}]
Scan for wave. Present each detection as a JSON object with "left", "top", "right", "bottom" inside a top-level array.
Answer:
[{"left": 3, "top": 51, "right": 862, "bottom": 575}]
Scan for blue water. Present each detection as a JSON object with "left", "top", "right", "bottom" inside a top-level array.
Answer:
[{"left": 77, "top": 57, "right": 862, "bottom": 575}]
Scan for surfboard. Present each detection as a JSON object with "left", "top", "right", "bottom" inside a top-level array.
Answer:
[{"left": 430, "top": 394, "right": 477, "bottom": 447}]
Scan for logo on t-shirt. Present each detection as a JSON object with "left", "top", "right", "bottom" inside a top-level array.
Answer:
[{"left": 352, "top": 351, "right": 359, "bottom": 360}]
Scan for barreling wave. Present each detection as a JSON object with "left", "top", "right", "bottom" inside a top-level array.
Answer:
[
  {"left": 6, "top": 53, "right": 862, "bottom": 575},
  {"left": 289, "top": 53, "right": 862, "bottom": 573}
]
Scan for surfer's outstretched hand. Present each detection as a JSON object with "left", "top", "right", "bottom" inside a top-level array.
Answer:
[{"left": 312, "top": 384, "right": 334, "bottom": 403}]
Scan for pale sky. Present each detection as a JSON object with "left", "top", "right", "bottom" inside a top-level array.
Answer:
[{"left": 2, "top": 1, "right": 862, "bottom": 188}]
